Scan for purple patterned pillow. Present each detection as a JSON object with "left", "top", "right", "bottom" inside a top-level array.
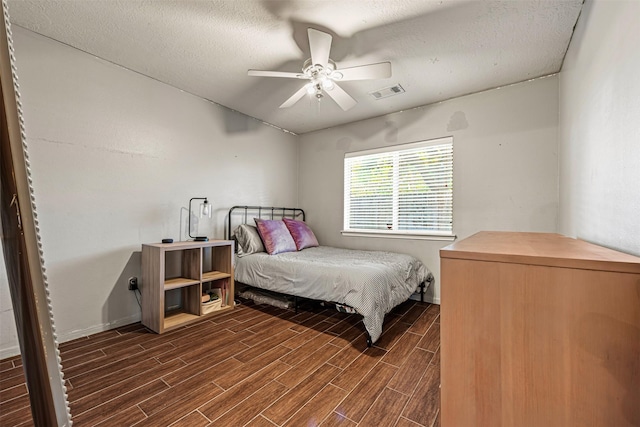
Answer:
[
  {"left": 283, "top": 218, "right": 319, "bottom": 250},
  {"left": 254, "top": 219, "right": 297, "bottom": 255}
]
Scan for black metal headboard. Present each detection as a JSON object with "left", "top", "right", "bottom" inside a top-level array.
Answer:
[{"left": 227, "top": 205, "right": 306, "bottom": 240}]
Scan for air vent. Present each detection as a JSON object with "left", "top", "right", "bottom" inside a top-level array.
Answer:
[{"left": 369, "top": 84, "right": 405, "bottom": 100}]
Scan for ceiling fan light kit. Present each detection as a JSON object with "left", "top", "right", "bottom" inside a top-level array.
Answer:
[
  {"left": 302, "top": 58, "right": 337, "bottom": 99},
  {"left": 248, "top": 28, "right": 392, "bottom": 111}
]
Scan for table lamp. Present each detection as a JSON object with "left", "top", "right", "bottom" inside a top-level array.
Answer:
[{"left": 188, "top": 197, "right": 211, "bottom": 241}]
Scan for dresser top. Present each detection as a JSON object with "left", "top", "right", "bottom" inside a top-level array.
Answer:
[{"left": 440, "top": 231, "right": 640, "bottom": 273}]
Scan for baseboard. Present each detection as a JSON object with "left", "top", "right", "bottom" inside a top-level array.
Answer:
[
  {"left": 58, "top": 313, "right": 142, "bottom": 345},
  {"left": 0, "top": 313, "right": 142, "bottom": 360},
  {"left": 409, "top": 293, "right": 440, "bottom": 304},
  {"left": 0, "top": 345, "right": 21, "bottom": 360}
]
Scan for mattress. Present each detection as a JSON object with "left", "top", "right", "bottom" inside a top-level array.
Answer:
[{"left": 235, "top": 246, "right": 433, "bottom": 343}]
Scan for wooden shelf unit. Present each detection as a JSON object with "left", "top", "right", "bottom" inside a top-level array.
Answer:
[
  {"left": 440, "top": 231, "right": 640, "bottom": 426},
  {"left": 142, "top": 240, "right": 235, "bottom": 333}
]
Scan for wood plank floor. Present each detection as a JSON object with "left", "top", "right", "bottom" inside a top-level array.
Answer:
[{"left": 0, "top": 299, "right": 440, "bottom": 427}]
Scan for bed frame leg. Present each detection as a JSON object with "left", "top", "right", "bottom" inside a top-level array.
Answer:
[
  {"left": 366, "top": 333, "right": 373, "bottom": 348},
  {"left": 420, "top": 282, "right": 425, "bottom": 303}
]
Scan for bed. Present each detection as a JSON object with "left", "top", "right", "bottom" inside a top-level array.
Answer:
[{"left": 227, "top": 205, "right": 434, "bottom": 346}]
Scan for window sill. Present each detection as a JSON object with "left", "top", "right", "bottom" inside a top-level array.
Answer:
[{"left": 341, "top": 230, "right": 457, "bottom": 241}]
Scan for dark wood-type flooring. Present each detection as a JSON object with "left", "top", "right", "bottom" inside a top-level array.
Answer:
[{"left": 0, "top": 298, "right": 440, "bottom": 426}]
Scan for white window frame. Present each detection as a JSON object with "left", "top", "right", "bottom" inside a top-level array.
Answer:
[{"left": 342, "top": 136, "right": 455, "bottom": 241}]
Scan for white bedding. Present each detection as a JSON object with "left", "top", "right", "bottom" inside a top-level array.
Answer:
[{"left": 235, "top": 246, "right": 433, "bottom": 343}]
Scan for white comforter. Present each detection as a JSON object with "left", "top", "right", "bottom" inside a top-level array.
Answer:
[{"left": 234, "top": 246, "right": 433, "bottom": 343}]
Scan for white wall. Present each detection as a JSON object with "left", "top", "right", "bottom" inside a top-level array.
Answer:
[
  {"left": 0, "top": 27, "right": 298, "bottom": 358},
  {"left": 558, "top": 0, "right": 640, "bottom": 256},
  {"left": 298, "top": 76, "right": 559, "bottom": 304}
]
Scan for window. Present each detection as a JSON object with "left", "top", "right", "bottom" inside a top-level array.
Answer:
[{"left": 343, "top": 137, "right": 453, "bottom": 239}]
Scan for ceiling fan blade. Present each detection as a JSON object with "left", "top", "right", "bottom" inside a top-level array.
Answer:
[
  {"left": 334, "top": 62, "right": 392, "bottom": 81},
  {"left": 325, "top": 83, "right": 357, "bottom": 111},
  {"left": 248, "top": 70, "right": 305, "bottom": 79},
  {"left": 308, "top": 28, "right": 332, "bottom": 68},
  {"left": 279, "top": 85, "right": 308, "bottom": 108}
]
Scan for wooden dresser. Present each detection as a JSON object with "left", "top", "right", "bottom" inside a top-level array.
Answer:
[{"left": 440, "top": 231, "right": 640, "bottom": 427}]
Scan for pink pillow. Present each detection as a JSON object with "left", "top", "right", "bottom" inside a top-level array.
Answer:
[
  {"left": 254, "top": 219, "right": 297, "bottom": 255},
  {"left": 283, "top": 218, "right": 319, "bottom": 250}
]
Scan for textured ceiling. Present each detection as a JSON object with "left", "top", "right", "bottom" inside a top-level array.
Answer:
[{"left": 6, "top": 0, "right": 583, "bottom": 134}]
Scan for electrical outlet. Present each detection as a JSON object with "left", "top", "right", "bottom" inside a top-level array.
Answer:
[{"left": 128, "top": 277, "right": 138, "bottom": 291}]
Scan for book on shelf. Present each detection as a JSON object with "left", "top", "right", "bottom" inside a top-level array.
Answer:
[{"left": 209, "top": 278, "right": 228, "bottom": 307}]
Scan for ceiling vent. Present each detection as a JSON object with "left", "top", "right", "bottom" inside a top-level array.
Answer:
[{"left": 369, "top": 84, "right": 405, "bottom": 100}]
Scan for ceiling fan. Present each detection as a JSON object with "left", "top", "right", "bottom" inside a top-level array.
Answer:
[{"left": 248, "top": 28, "right": 392, "bottom": 111}]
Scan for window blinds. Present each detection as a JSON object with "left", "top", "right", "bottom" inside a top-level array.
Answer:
[{"left": 344, "top": 137, "right": 453, "bottom": 235}]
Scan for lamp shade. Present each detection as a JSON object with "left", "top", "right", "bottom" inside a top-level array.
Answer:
[
  {"left": 188, "top": 197, "right": 211, "bottom": 241},
  {"left": 200, "top": 200, "right": 211, "bottom": 218}
]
